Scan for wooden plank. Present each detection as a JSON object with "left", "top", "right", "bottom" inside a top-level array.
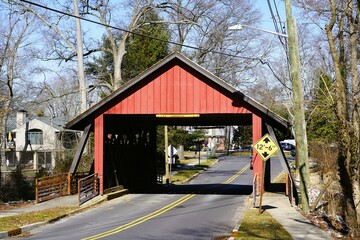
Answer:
[
  {"left": 193, "top": 77, "right": 200, "bottom": 113},
  {"left": 78, "top": 173, "right": 99, "bottom": 205},
  {"left": 69, "top": 124, "right": 92, "bottom": 174},
  {"left": 200, "top": 80, "right": 207, "bottom": 113},
  {"left": 220, "top": 94, "right": 228, "bottom": 113},
  {"left": 179, "top": 68, "right": 187, "bottom": 113},
  {"left": 94, "top": 115, "right": 104, "bottom": 193},
  {"left": 173, "top": 66, "right": 181, "bottom": 113},
  {"left": 154, "top": 76, "right": 161, "bottom": 113},
  {"left": 38, "top": 176, "right": 65, "bottom": 185},
  {"left": 213, "top": 90, "right": 220, "bottom": 112},
  {"left": 206, "top": 85, "right": 214, "bottom": 113},
  {"left": 128, "top": 94, "right": 135, "bottom": 114},
  {"left": 252, "top": 113, "right": 263, "bottom": 194},
  {"left": 167, "top": 69, "right": 174, "bottom": 113},
  {"left": 140, "top": 87, "right": 147, "bottom": 113},
  {"left": 186, "top": 71, "right": 194, "bottom": 113},
  {"left": 160, "top": 74, "right": 167, "bottom": 112},
  {"left": 135, "top": 90, "right": 141, "bottom": 113},
  {"left": 147, "top": 81, "right": 154, "bottom": 113}
]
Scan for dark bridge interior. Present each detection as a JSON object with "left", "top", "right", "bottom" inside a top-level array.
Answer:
[{"left": 102, "top": 114, "right": 257, "bottom": 194}]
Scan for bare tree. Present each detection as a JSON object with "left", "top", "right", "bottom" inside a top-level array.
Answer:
[
  {"left": 166, "top": 0, "right": 264, "bottom": 87},
  {"left": 80, "top": 0, "right": 200, "bottom": 92},
  {"left": 7, "top": 0, "right": 98, "bottom": 114},
  {"left": 294, "top": 0, "right": 360, "bottom": 236},
  {"left": 0, "top": 2, "right": 35, "bottom": 182}
]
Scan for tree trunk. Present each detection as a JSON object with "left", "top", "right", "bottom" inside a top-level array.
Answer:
[
  {"left": 113, "top": 38, "right": 127, "bottom": 90},
  {"left": 73, "top": 0, "right": 87, "bottom": 113},
  {"left": 325, "top": 0, "right": 360, "bottom": 235}
]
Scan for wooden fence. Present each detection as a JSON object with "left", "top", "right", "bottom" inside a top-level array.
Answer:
[
  {"left": 35, "top": 173, "right": 70, "bottom": 203},
  {"left": 78, "top": 173, "right": 99, "bottom": 205}
]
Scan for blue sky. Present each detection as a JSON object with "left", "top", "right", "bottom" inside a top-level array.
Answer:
[{"left": 255, "top": 0, "right": 287, "bottom": 33}]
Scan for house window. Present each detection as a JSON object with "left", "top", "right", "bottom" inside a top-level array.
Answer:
[{"left": 28, "top": 129, "right": 43, "bottom": 145}]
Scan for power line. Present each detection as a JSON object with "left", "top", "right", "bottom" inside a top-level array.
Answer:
[
  {"left": 18, "top": 0, "right": 263, "bottom": 62},
  {"left": 267, "top": 0, "right": 291, "bottom": 89}
]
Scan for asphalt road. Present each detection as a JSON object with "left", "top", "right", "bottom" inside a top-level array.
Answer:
[{"left": 18, "top": 155, "right": 285, "bottom": 240}]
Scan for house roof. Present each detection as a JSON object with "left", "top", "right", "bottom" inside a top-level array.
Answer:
[
  {"left": 66, "top": 51, "right": 289, "bottom": 132},
  {"left": 8, "top": 115, "right": 74, "bottom": 132},
  {"left": 37, "top": 116, "right": 70, "bottom": 131}
]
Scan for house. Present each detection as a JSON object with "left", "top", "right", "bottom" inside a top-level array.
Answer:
[{"left": 5, "top": 110, "right": 81, "bottom": 169}]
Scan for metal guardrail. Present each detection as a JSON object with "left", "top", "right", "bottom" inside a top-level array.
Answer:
[
  {"left": 35, "top": 173, "right": 70, "bottom": 203},
  {"left": 78, "top": 173, "right": 99, "bottom": 206}
]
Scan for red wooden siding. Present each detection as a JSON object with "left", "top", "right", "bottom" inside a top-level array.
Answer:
[
  {"left": 105, "top": 65, "right": 251, "bottom": 115},
  {"left": 252, "top": 113, "right": 263, "bottom": 193},
  {"left": 94, "top": 115, "right": 104, "bottom": 192}
]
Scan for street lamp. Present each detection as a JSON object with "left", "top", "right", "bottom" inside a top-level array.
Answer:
[{"left": 228, "top": 24, "right": 288, "bottom": 38}]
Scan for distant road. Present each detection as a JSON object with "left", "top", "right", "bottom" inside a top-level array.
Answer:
[{"left": 20, "top": 155, "right": 283, "bottom": 240}]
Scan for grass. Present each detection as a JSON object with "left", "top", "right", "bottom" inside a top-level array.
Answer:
[
  {"left": 170, "top": 169, "right": 202, "bottom": 183},
  {"left": 0, "top": 206, "right": 79, "bottom": 232},
  {"left": 170, "top": 158, "right": 217, "bottom": 184},
  {"left": 235, "top": 209, "right": 292, "bottom": 240},
  {"left": 229, "top": 151, "right": 252, "bottom": 157}
]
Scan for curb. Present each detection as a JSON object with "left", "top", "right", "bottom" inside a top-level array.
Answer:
[
  {"left": 0, "top": 189, "right": 129, "bottom": 239},
  {"left": 229, "top": 195, "right": 253, "bottom": 239}
]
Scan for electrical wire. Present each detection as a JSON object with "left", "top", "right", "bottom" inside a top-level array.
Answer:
[
  {"left": 267, "top": 0, "right": 291, "bottom": 88},
  {"left": 17, "top": 0, "right": 262, "bottom": 62},
  {"left": 17, "top": 0, "right": 292, "bottom": 89}
]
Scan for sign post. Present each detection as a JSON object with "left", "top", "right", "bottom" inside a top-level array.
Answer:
[{"left": 253, "top": 134, "right": 280, "bottom": 214}]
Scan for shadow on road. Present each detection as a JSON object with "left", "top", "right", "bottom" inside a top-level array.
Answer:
[{"left": 130, "top": 183, "right": 253, "bottom": 195}]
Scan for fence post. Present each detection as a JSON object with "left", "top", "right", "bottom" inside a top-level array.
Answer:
[
  {"left": 252, "top": 173, "right": 257, "bottom": 207},
  {"left": 285, "top": 173, "right": 289, "bottom": 196},
  {"left": 67, "top": 173, "right": 71, "bottom": 195},
  {"left": 93, "top": 173, "right": 98, "bottom": 194},
  {"left": 78, "top": 176, "right": 81, "bottom": 205},
  {"left": 35, "top": 178, "right": 39, "bottom": 203}
]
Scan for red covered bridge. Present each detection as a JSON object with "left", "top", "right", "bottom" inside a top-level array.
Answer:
[{"left": 66, "top": 52, "right": 293, "bottom": 195}]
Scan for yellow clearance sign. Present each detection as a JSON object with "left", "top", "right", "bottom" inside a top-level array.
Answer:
[{"left": 253, "top": 134, "right": 280, "bottom": 161}]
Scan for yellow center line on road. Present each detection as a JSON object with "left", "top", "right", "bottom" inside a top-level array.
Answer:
[
  {"left": 82, "top": 194, "right": 195, "bottom": 240},
  {"left": 222, "top": 163, "right": 250, "bottom": 184},
  {"left": 82, "top": 162, "right": 250, "bottom": 240}
]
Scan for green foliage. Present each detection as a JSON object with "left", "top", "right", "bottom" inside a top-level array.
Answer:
[
  {"left": 35, "top": 166, "right": 50, "bottom": 178},
  {"left": 53, "top": 150, "right": 74, "bottom": 174},
  {"left": 122, "top": 10, "right": 170, "bottom": 82},
  {"left": 0, "top": 165, "right": 34, "bottom": 201},
  {"left": 157, "top": 126, "right": 206, "bottom": 152},
  {"left": 156, "top": 126, "right": 206, "bottom": 169},
  {"left": 85, "top": 36, "right": 114, "bottom": 97},
  {"left": 232, "top": 125, "right": 252, "bottom": 148},
  {"left": 85, "top": 9, "right": 170, "bottom": 95},
  {"left": 307, "top": 72, "right": 338, "bottom": 143}
]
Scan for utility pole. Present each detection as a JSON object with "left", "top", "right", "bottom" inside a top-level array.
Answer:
[
  {"left": 73, "top": 0, "right": 87, "bottom": 113},
  {"left": 285, "top": 0, "right": 310, "bottom": 212}
]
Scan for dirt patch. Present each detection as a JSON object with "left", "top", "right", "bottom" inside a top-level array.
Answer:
[{"left": 0, "top": 201, "right": 34, "bottom": 211}]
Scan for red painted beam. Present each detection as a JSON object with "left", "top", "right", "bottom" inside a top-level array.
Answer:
[
  {"left": 252, "top": 113, "right": 263, "bottom": 194},
  {"left": 94, "top": 115, "right": 104, "bottom": 194}
]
